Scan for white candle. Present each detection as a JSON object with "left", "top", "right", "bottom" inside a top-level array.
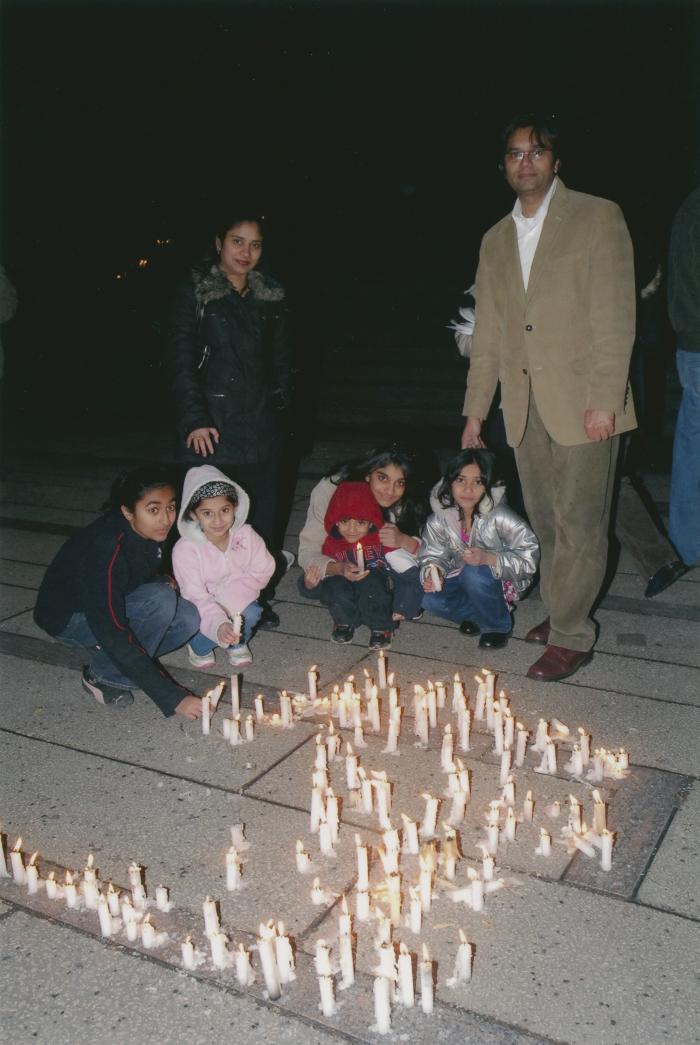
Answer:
[
  {"left": 181, "top": 935, "right": 196, "bottom": 970},
  {"left": 441, "top": 724, "right": 455, "bottom": 772},
  {"left": 593, "top": 790, "right": 607, "bottom": 834},
  {"left": 222, "top": 717, "right": 232, "bottom": 741},
  {"left": 318, "top": 817, "right": 335, "bottom": 858},
  {"left": 229, "top": 715, "right": 243, "bottom": 746},
  {"left": 420, "top": 793, "right": 439, "bottom": 839},
  {"left": 388, "top": 679, "right": 399, "bottom": 714},
  {"left": 419, "top": 854, "right": 433, "bottom": 912},
  {"left": 25, "top": 854, "right": 40, "bottom": 895},
  {"left": 280, "top": 691, "right": 293, "bottom": 728},
  {"left": 311, "top": 877, "right": 327, "bottom": 905},
  {"left": 420, "top": 945, "right": 434, "bottom": 1014},
  {"left": 326, "top": 722, "right": 339, "bottom": 762},
  {"left": 567, "top": 744, "right": 584, "bottom": 777},
  {"left": 257, "top": 923, "right": 282, "bottom": 999},
  {"left": 315, "top": 733, "right": 327, "bottom": 770},
  {"left": 45, "top": 872, "right": 59, "bottom": 901},
  {"left": 373, "top": 975, "right": 392, "bottom": 1033},
  {"left": 230, "top": 673, "right": 240, "bottom": 716},
  {"left": 481, "top": 849, "right": 495, "bottom": 881},
  {"left": 354, "top": 723, "right": 366, "bottom": 747},
  {"left": 536, "top": 828, "right": 552, "bottom": 857},
  {"left": 600, "top": 829, "right": 614, "bottom": 871},
  {"left": 141, "top": 914, "right": 157, "bottom": 949},
  {"left": 226, "top": 847, "right": 243, "bottom": 891},
  {"left": 469, "top": 867, "right": 484, "bottom": 912},
  {"left": 339, "top": 929, "right": 354, "bottom": 987},
  {"left": 523, "top": 790, "right": 534, "bottom": 823},
  {"left": 355, "top": 541, "right": 365, "bottom": 572},
  {"left": 310, "top": 786, "right": 325, "bottom": 833},
  {"left": 356, "top": 889, "right": 370, "bottom": 921},
  {"left": 442, "top": 829, "right": 458, "bottom": 880},
  {"left": 210, "top": 679, "right": 225, "bottom": 711},
  {"left": 426, "top": 683, "right": 438, "bottom": 729},
  {"left": 515, "top": 724, "right": 528, "bottom": 766},
  {"left": 373, "top": 773, "right": 392, "bottom": 829},
  {"left": 451, "top": 931, "right": 473, "bottom": 984},
  {"left": 499, "top": 747, "right": 512, "bottom": 786},
  {"left": 428, "top": 563, "right": 442, "bottom": 591},
  {"left": 504, "top": 807, "right": 517, "bottom": 842},
  {"left": 318, "top": 974, "right": 337, "bottom": 1017},
  {"left": 0, "top": 832, "right": 9, "bottom": 879},
  {"left": 398, "top": 942, "right": 415, "bottom": 1007},
  {"left": 275, "top": 923, "right": 296, "bottom": 983},
  {"left": 202, "top": 895, "right": 220, "bottom": 937},
  {"left": 210, "top": 929, "right": 229, "bottom": 968},
  {"left": 533, "top": 718, "right": 549, "bottom": 752},
  {"left": 244, "top": 714, "right": 255, "bottom": 742},
  {"left": 408, "top": 886, "right": 422, "bottom": 934},
  {"left": 96, "top": 895, "right": 113, "bottom": 937},
  {"left": 457, "top": 702, "right": 471, "bottom": 752},
  {"left": 308, "top": 665, "right": 318, "bottom": 700},
  {"left": 201, "top": 693, "right": 211, "bottom": 735},
  {"left": 155, "top": 884, "right": 171, "bottom": 913},
  {"left": 578, "top": 728, "right": 591, "bottom": 765},
  {"left": 486, "top": 822, "right": 499, "bottom": 855},
  {"left": 504, "top": 710, "right": 515, "bottom": 749},
  {"left": 502, "top": 774, "right": 515, "bottom": 806},
  {"left": 568, "top": 795, "right": 582, "bottom": 835},
  {"left": 452, "top": 672, "right": 464, "bottom": 709},
  {"left": 383, "top": 708, "right": 401, "bottom": 753},
  {"left": 235, "top": 942, "right": 255, "bottom": 985},
  {"left": 10, "top": 840, "right": 25, "bottom": 884},
  {"left": 493, "top": 706, "right": 503, "bottom": 754},
  {"left": 132, "top": 883, "right": 147, "bottom": 912},
  {"left": 474, "top": 675, "right": 487, "bottom": 720},
  {"left": 377, "top": 650, "right": 388, "bottom": 689},
  {"left": 296, "top": 840, "right": 312, "bottom": 874},
  {"left": 355, "top": 836, "right": 370, "bottom": 890},
  {"left": 401, "top": 814, "right": 420, "bottom": 855},
  {"left": 368, "top": 688, "right": 381, "bottom": 733},
  {"left": 449, "top": 789, "right": 468, "bottom": 826},
  {"left": 254, "top": 694, "right": 265, "bottom": 722},
  {"left": 64, "top": 871, "right": 78, "bottom": 909},
  {"left": 546, "top": 738, "right": 557, "bottom": 774}
]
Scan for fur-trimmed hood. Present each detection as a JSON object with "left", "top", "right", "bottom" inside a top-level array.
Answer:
[
  {"left": 193, "top": 264, "right": 285, "bottom": 307},
  {"left": 177, "top": 464, "right": 250, "bottom": 543}
]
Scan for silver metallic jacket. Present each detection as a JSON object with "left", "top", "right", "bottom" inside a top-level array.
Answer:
[{"left": 418, "top": 503, "right": 539, "bottom": 599}]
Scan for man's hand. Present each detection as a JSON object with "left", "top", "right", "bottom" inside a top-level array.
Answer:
[
  {"left": 175, "top": 694, "right": 204, "bottom": 720},
  {"left": 461, "top": 416, "right": 485, "bottom": 449},
  {"left": 186, "top": 427, "right": 220, "bottom": 457},
  {"left": 584, "top": 410, "right": 615, "bottom": 442}
]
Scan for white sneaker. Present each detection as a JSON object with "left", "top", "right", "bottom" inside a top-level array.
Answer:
[
  {"left": 187, "top": 644, "right": 216, "bottom": 669},
  {"left": 228, "top": 644, "right": 253, "bottom": 668},
  {"left": 281, "top": 549, "right": 296, "bottom": 571}
]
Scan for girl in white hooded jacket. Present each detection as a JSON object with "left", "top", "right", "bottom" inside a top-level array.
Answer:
[{"left": 173, "top": 465, "right": 275, "bottom": 669}]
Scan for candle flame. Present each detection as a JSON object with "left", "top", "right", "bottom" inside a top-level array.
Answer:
[
  {"left": 29, "top": 851, "right": 39, "bottom": 866},
  {"left": 86, "top": 853, "right": 94, "bottom": 869},
  {"left": 346, "top": 743, "right": 354, "bottom": 756},
  {"left": 363, "top": 668, "right": 370, "bottom": 679},
  {"left": 328, "top": 721, "right": 335, "bottom": 735},
  {"left": 388, "top": 672, "right": 395, "bottom": 684},
  {"left": 526, "top": 789, "right": 532, "bottom": 801},
  {"left": 143, "top": 914, "right": 152, "bottom": 926},
  {"left": 399, "top": 941, "right": 409, "bottom": 954},
  {"left": 467, "top": 867, "right": 477, "bottom": 881},
  {"left": 459, "top": 929, "right": 468, "bottom": 944},
  {"left": 48, "top": 871, "right": 56, "bottom": 882},
  {"left": 12, "top": 838, "right": 22, "bottom": 852},
  {"left": 444, "top": 723, "right": 452, "bottom": 735},
  {"left": 65, "top": 871, "right": 74, "bottom": 885},
  {"left": 238, "top": 942, "right": 246, "bottom": 953},
  {"left": 312, "top": 876, "right": 320, "bottom": 888},
  {"left": 341, "top": 894, "right": 349, "bottom": 915},
  {"left": 310, "top": 664, "right": 317, "bottom": 672},
  {"left": 422, "top": 943, "right": 431, "bottom": 961}
]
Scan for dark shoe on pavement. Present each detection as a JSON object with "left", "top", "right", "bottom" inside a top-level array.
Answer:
[
  {"left": 331, "top": 624, "right": 354, "bottom": 644},
  {"left": 525, "top": 618, "right": 550, "bottom": 645},
  {"left": 526, "top": 645, "right": 593, "bottom": 682},
  {"left": 81, "top": 666, "right": 134, "bottom": 707},
  {"left": 459, "top": 620, "right": 480, "bottom": 636},
  {"left": 478, "top": 632, "right": 509, "bottom": 650},
  {"left": 645, "top": 560, "right": 687, "bottom": 598},
  {"left": 369, "top": 629, "right": 393, "bottom": 650},
  {"left": 258, "top": 603, "right": 280, "bottom": 629}
]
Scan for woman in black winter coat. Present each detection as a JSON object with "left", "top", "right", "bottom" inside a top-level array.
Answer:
[{"left": 167, "top": 213, "right": 294, "bottom": 626}]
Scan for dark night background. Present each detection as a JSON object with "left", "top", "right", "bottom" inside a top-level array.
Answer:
[{"left": 1, "top": 0, "right": 699, "bottom": 455}]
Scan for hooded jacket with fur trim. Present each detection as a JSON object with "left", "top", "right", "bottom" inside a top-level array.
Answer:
[
  {"left": 167, "top": 264, "right": 293, "bottom": 464},
  {"left": 172, "top": 465, "right": 275, "bottom": 642}
]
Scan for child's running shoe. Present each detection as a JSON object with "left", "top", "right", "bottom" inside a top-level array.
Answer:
[
  {"left": 187, "top": 644, "right": 217, "bottom": 669},
  {"left": 369, "top": 630, "right": 392, "bottom": 650},
  {"left": 228, "top": 644, "right": 253, "bottom": 668},
  {"left": 331, "top": 624, "right": 354, "bottom": 644},
  {"left": 81, "top": 666, "right": 134, "bottom": 707}
]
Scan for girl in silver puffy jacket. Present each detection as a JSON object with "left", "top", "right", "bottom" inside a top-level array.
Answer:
[{"left": 419, "top": 450, "right": 539, "bottom": 650}]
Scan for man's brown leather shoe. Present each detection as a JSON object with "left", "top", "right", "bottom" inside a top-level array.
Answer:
[
  {"left": 526, "top": 644, "right": 593, "bottom": 682},
  {"left": 525, "top": 618, "right": 550, "bottom": 645}
]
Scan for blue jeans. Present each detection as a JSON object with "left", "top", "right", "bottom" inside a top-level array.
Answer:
[
  {"left": 188, "top": 600, "right": 263, "bottom": 654},
  {"left": 56, "top": 582, "right": 199, "bottom": 689},
  {"left": 669, "top": 349, "right": 700, "bottom": 566},
  {"left": 422, "top": 565, "right": 512, "bottom": 634}
]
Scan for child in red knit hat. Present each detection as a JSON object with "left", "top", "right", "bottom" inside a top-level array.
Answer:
[{"left": 303, "top": 481, "right": 394, "bottom": 648}]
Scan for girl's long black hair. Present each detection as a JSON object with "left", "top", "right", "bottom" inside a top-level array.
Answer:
[
  {"left": 104, "top": 465, "right": 178, "bottom": 513},
  {"left": 436, "top": 449, "right": 496, "bottom": 508},
  {"left": 326, "top": 444, "right": 437, "bottom": 536}
]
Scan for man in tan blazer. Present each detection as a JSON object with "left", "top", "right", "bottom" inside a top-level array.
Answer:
[{"left": 462, "top": 114, "right": 636, "bottom": 681}]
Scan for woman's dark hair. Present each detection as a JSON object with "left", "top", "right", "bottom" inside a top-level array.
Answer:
[
  {"left": 500, "top": 112, "right": 561, "bottom": 162},
  {"left": 215, "top": 213, "right": 265, "bottom": 243},
  {"left": 105, "top": 465, "right": 178, "bottom": 513},
  {"left": 437, "top": 449, "right": 495, "bottom": 508},
  {"left": 326, "top": 444, "right": 437, "bottom": 536}
]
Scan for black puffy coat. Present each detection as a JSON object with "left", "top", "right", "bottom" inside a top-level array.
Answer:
[{"left": 167, "top": 264, "right": 293, "bottom": 465}]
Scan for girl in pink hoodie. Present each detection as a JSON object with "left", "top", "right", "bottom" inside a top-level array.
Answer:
[{"left": 172, "top": 465, "right": 275, "bottom": 669}]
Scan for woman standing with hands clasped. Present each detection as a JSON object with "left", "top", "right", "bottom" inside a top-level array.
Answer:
[
  {"left": 168, "top": 211, "right": 294, "bottom": 628},
  {"left": 419, "top": 449, "right": 539, "bottom": 649}
]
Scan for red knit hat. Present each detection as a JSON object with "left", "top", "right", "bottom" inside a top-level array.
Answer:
[{"left": 324, "top": 482, "right": 384, "bottom": 533}]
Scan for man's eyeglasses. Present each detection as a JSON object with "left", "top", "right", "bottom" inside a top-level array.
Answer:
[{"left": 505, "top": 147, "right": 552, "bottom": 163}]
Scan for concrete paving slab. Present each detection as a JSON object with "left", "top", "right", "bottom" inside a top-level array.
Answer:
[
  {"left": 0, "top": 503, "right": 98, "bottom": 529},
  {"left": 0, "top": 479, "right": 110, "bottom": 509},
  {"left": 0, "top": 910, "right": 344, "bottom": 1045},
  {"left": 0, "top": 584, "right": 37, "bottom": 621},
  {"left": 0, "top": 733, "right": 355, "bottom": 937},
  {"left": 0, "top": 655, "right": 323, "bottom": 793},
  {"left": 0, "top": 529, "right": 67, "bottom": 566},
  {"left": 637, "top": 780, "right": 700, "bottom": 919},
  {"left": 0, "top": 560, "right": 46, "bottom": 589}
]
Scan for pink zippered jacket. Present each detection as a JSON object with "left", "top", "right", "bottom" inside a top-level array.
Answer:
[{"left": 172, "top": 465, "right": 275, "bottom": 643}]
